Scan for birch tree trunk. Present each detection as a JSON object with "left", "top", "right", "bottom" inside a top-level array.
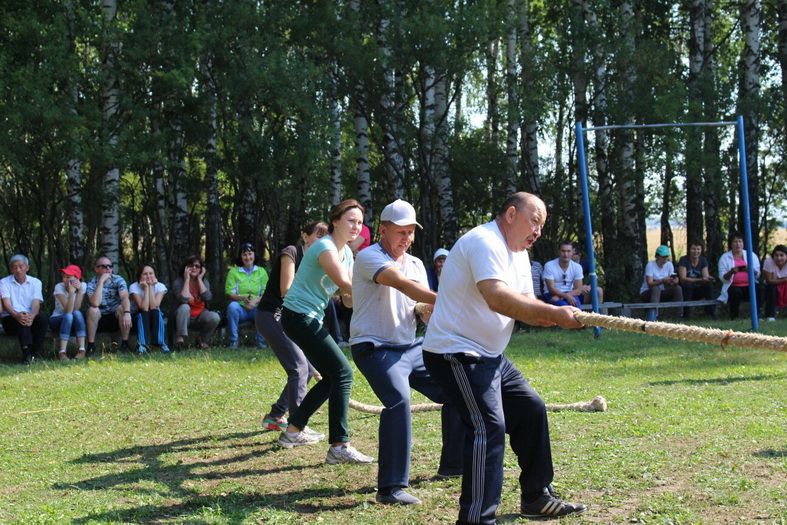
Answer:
[
  {"left": 738, "top": 0, "right": 761, "bottom": 252},
  {"left": 702, "top": 1, "right": 723, "bottom": 268},
  {"left": 433, "top": 71, "right": 458, "bottom": 245},
  {"left": 616, "top": 0, "right": 644, "bottom": 296},
  {"left": 504, "top": 0, "right": 518, "bottom": 195},
  {"left": 329, "top": 71, "right": 342, "bottom": 206},
  {"left": 204, "top": 57, "right": 222, "bottom": 285},
  {"left": 518, "top": 0, "right": 540, "bottom": 194},
  {"left": 100, "top": 0, "right": 120, "bottom": 263},
  {"left": 685, "top": 0, "right": 706, "bottom": 247},
  {"left": 378, "top": 12, "right": 405, "bottom": 199},
  {"left": 485, "top": 38, "right": 500, "bottom": 145},
  {"left": 660, "top": 148, "right": 675, "bottom": 250},
  {"left": 66, "top": 1, "right": 84, "bottom": 265},
  {"left": 780, "top": 0, "right": 787, "bottom": 147},
  {"left": 354, "top": 100, "right": 372, "bottom": 225}
]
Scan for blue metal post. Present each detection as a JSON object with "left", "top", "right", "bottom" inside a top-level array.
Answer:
[
  {"left": 575, "top": 122, "right": 601, "bottom": 337},
  {"left": 736, "top": 116, "right": 759, "bottom": 332}
]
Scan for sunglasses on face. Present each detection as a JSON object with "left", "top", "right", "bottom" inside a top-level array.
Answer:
[
  {"left": 96, "top": 264, "right": 113, "bottom": 269},
  {"left": 189, "top": 264, "right": 202, "bottom": 269}
]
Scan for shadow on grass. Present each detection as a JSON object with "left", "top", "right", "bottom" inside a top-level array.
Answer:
[
  {"left": 57, "top": 430, "right": 371, "bottom": 523},
  {"left": 753, "top": 448, "right": 787, "bottom": 458},
  {"left": 647, "top": 372, "right": 785, "bottom": 386}
]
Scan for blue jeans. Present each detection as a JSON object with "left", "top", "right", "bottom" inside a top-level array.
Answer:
[
  {"left": 227, "top": 301, "right": 264, "bottom": 346},
  {"left": 49, "top": 312, "right": 87, "bottom": 341},
  {"left": 352, "top": 340, "right": 464, "bottom": 490}
]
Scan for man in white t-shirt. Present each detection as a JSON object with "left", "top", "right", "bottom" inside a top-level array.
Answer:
[
  {"left": 543, "top": 241, "right": 586, "bottom": 306},
  {"left": 638, "top": 245, "right": 683, "bottom": 321},
  {"left": 350, "top": 199, "right": 464, "bottom": 506},
  {"left": 422, "top": 193, "right": 587, "bottom": 523},
  {"left": 0, "top": 254, "right": 49, "bottom": 364}
]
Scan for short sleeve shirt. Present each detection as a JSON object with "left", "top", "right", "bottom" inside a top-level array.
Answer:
[
  {"left": 52, "top": 281, "right": 87, "bottom": 316},
  {"left": 639, "top": 260, "right": 675, "bottom": 294},
  {"left": 530, "top": 261, "right": 544, "bottom": 297},
  {"left": 0, "top": 275, "right": 44, "bottom": 316},
  {"left": 260, "top": 245, "right": 301, "bottom": 312},
  {"left": 677, "top": 255, "right": 708, "bottom": 279},
  {"left": 423, "top": 221, "right": 533, "bottom": 358},
  {"left": 763, "top": 256, "right": 787, "bottom": 279},
  {"left": 128, "top": 282, "right": 168, "bottom": 313},
  {"left": 283, "top": 236, "right": 353, "bottom": 320},
  {"left": 349, "top": 243, "right": 428, "bottom": 347},
  {"left": 543, "top": 259, "right": 584, "bottom": 293},
  {"left": 86, "top": 274, "right": 128, "bottom": 315}
]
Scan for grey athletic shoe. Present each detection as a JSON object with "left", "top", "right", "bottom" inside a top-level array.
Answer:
[
  {"left": 302, "top": 426, "right": 325, "bottom": 440},
  {"left": 277, "top": 430, "right": 322, "bottom": 448},
  {"left": 376, "top": 488, "right": 422, "bottom": 505},
  {"left": 325, "top": 444, "right": 374, "bottom": 464}
]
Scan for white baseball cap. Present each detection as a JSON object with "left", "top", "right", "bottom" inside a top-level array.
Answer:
[
  {"left": 433, "top": 248, "right": 449, "bottom": 261},
  {"left": 380, "top": 199, "right": 422, "bottom": 228}
]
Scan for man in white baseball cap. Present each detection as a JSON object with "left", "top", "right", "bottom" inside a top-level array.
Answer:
[{"left": 350, "top": 199, "right": 463, "bottom": 505}]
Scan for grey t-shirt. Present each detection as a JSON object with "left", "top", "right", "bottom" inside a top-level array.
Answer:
[{"left": 349, "top": 242, "right": 428, "bottom": 347}]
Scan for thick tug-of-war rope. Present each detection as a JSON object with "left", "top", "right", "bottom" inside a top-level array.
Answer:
[
  {"left": 349, "top": 395, "right": 608, "bottom": 414},
  {"left": 573, "top": 311, "right": 787, "bottom": 352}
]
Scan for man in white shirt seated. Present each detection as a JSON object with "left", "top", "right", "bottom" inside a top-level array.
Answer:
[
  {"left": 543, "top": 241, "right": 586, "bottom": 307},
  {"left": 0, "top": 255, "right": 49, "bottom": 364}
]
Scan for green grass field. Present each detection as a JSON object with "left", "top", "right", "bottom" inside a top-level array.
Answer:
[{"left": 1, "top": 320, "right": 785, "bottom": 524}]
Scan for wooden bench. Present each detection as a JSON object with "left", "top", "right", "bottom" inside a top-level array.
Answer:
[
  {"left": 579, "top": 302, "right": 623, "bottom": 315},
  {"left": 620, "top": 300, "right": 719, "bottom": 318}
]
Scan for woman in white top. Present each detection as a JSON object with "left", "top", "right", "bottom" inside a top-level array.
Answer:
[
  {"left": 129, "top": 264, "right": 169, "bottom": 354},
  {"left": 717, "top": 231, "right": 761, "bottom": 319},
  {"left": 50, "top": 264, "right": 87, "bottom": 361}
]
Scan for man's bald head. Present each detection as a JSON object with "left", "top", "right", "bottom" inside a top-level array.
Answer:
[{"left": 497, "top": 192, "right": 545, "bottom": 218}]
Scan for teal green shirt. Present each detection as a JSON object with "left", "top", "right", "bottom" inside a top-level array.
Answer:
[
  {"left": 225, "top": 265, "right": 268, "bottom": 301},
  {"left": 283, "top": 236, "right": 353, "bottom": 320}
]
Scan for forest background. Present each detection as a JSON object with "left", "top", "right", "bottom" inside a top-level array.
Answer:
[{"left": 1, "top": 0, "right": 786, "bottom": 304}]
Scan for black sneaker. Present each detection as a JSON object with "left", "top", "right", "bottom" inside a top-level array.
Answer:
[{"left": 521, "top": 488, "right": 587, "bottom": 519}]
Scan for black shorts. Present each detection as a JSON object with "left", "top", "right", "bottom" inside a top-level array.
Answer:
[{"left": 96, "top": 312, "right": 120, "bottom": 332}]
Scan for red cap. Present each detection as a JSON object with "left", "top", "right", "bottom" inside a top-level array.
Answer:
[{"left": 60, "top": 264, "right": 82, "bottom": 280}]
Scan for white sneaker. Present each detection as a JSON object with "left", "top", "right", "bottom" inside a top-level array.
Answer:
[
  {"left": 766, "top": 317, "right": 776, "bottom": 322},
  {"left": 302, "top": 426, "right": 325, "bottom": 440},
  {"left": 326, "top": 444, "right": 375, "bottom": 464},
  {"left": 277, "top": 430, "right": 322, "bottom": 448}
]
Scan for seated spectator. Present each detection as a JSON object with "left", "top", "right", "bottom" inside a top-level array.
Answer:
[
  {"left": 0, "top": 254, "right": 49, "bottom": 364},
  {"left": 572, "top": 243, "right": 605, "bottom": 304},
  {"left": 173, "top": 255, "right": 220, "bottom": 349},
  {"left": 426, "top": 248, "right": 449, "bottom": 292},
  {"left": 129, "top": 264, "right": 169, "bottom": 354},
  {"left": 718, "top": 231, "right": 761, "bottom": 320},
  {"left": 677, "top": 241, "right": 717, "bottom": 319},
  {"left": 530, "top": 258, "right": 544, "bottom": 300},
  {"left": 225, "top": 242, "right": 268, "bottom": 349},
  {"left": 543, "top": 241, "right": 586, "bottom": 307},
  {"left": 50, "top": 264, "right": 87, "bottom": 361},
  {"left": 763, "top": 244, "right": 787, "bottom": 321},
  {"left": 86, "top": 255, "right": 131, "bottom": 354},
  {"left": 639, "top": 245, "right": 683, "bottom": 321}
]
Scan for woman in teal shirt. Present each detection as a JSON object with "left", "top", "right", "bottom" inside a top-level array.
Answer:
[
  {"left": 279, "top": 199, "right": 374, "bottom": 465},
  {"left": 225, "top": 242, "right": 268, "bottom": 348}
]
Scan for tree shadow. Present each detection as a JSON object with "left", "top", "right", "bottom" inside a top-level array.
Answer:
[
  {"left": 753, "top": 448, "right": 787, "bottom": 459},
  {"left": 647, "top": 372, "right": 785, "bottom": 386},
  {"left": 57, "top": 430, "right": 373, "bottom": 523}
]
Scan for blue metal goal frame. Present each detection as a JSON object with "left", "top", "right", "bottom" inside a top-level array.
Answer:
[{"left": 576, "top": 116, "right": 759, "bottom": 334}]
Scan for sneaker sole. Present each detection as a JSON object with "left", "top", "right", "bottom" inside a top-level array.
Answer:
[
  {"left": 326, "top": 456, "right": 374, "bottom": 465},
  {"left": 277, "top": 438, "right": 319, "bottom": 449},
  {"left": 520, "top": 507, "right": 587, "bottom": 519}
]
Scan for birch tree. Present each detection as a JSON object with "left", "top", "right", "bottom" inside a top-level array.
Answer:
[
  {"left": 518, "top": 0, "right": 540, "bottom": 194},
  {"left": 100, "top": 0, "right": 121, "bottom": 263},
  {"left": 504, "top": 0, "right": 518, "bottom": 194}
]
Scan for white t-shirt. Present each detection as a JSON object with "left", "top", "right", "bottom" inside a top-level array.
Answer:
[
  {"left": 129, "top": 282, "right": 168, "bottom": 313},
  {"left": 639, "top": 260, "right": 675, "bottom": 294},
  {"left": 350, "top": 243, "right": 428, "bottom": 346},
  {"left": 543, "top": 258, "right": 584, "bottom": 293},
  {"left": 52, "top": 281, "right": 87, "bottom": 316},
  {"left": 0, "top": 275, "right": 44, "bottom": 316},
  {"left": 763, "top": 256, "right": 787, "bottom": 279},
  {"left": 424, "top": 221, "right": 533, "bottom": 358}
]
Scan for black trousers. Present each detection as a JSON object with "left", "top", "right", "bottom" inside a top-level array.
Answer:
[
  {"left": 424, "top": 351, "right": 553, "bottom": 525},
  {"left": 2, "top": 313, "right": 49, "bottom": 356}
]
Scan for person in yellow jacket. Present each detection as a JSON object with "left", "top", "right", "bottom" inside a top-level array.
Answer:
[{"left": 225, "top": 242, "right": 269, "bottom": 348}]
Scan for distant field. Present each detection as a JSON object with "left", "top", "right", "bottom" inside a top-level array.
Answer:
[{"left": 647, "top": 227, "right": 787, "bottom": 257}]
